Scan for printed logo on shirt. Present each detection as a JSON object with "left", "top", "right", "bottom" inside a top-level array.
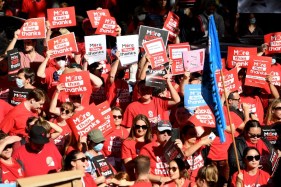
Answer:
[
  {"left": 155, "top": 156, "right": 169, "bottom": 175},
  {"left": 46, "top": 157, "right": 55, "bottom": 166}
]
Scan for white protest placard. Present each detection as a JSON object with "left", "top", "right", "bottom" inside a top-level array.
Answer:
[
  {"left": 117, "top": 35, "right": 139, "bottom": 66},
  {"left": 84, "top": 35, "right": 107, "bottom": 65},
  {"left": 183, "top": 48, "right": 205, "bottom": 72}
]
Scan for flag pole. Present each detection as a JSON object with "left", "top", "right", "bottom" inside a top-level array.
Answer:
[{"left": 220, "top": 69, "right": 241, "bottom": 173}]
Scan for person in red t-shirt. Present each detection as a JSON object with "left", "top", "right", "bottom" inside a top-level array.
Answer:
[
  {"left": 122, "top": 78, "right": 180, "bottom": 132},
  {"left": 12, "top": 124, "right": 62, "bottom": 177},
  {"left": 228, "top": 120, "right": 274, "bottom": 177},
  {"left": 103, "top": 107, "right": 129, "bottom": 171},
  {"left": 0, "top": 133, "right": 25, "bottom": 183},
  {"left": 131, "top": 155, "right": 152, "bottom": 187},
  {"left": 21, "top": 0, "right": 47, "bottom": 18},
  {"left": 122, "top": 114, "right": 152, "bottom": 180},
  {"left": 63, "top": 150, "right": 97, "bottom": 187},
  {"left": 0, "top": 99, "right": 13, "bottom": 123},
  {"left": 0, "top": 88, "right": 46, "bottom": 138},
  {"left": 140, "top": 120, "right": 183, "bottom": 186},
  {"left": 231, "top": 147, "right": 271, "bottom": 187}
]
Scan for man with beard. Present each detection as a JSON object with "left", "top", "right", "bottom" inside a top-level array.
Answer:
[
  {"left": 0, "top": 88, "right": 46, "bottom": 138},
  {"left": 5, "top": 29, "right": 45, "bottom": 69}
]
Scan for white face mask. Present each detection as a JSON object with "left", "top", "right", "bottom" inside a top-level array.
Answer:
[
  {"left": 57, "top": 60, "right": 67, "bottom": 68},
  {"left": 16, "top": 78, "right": 24, "bottom": 88},
  {"left": 137, "top": 14, "right": 146, "bottom": 21}
]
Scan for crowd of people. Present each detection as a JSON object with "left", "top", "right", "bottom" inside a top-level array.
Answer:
[{"left": 0, "top": 0, "right": 281, "bottom": 187}]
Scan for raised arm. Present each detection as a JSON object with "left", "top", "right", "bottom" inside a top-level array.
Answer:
[
  {"left": 49, "top": 83, "right": 64, "bottom": 116},
  {"left": 165, "top": 73, "right": 181, "bottom": 107},
  {"left": 108, "top": 51, "right": 120, "bottom": 84},
  {"left": 37, "top": 50, "right": 52, "bottom": 78}
]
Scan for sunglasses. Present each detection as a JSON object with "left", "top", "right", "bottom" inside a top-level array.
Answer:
[
  {"left": 113, "top": 115, "right": 122, "bottom": 119},
  {"left": 274, "top": 107, "right": 281, "bottom": 110},
  {"left": 61, "top": 107, "right": 71, "bottom": 115},
  {"left": 246, "top": 155, "right": 260, "bottom": 161},
  {"left": 134, "top": 124, "right": 148, "bottom": 130},
  {"left": 3, "top": 144, "right": 13, "bottom": 151},
  {"left": 159, "top": 130, "right": 172, "bottom": 135},
  {"left": 169, "top": 167, "right": 178, "bottom": 172},
  {"left": 73, "top": 157, "right": 88, "bottom": 162},
  {"left": 248, "top": 133, "right": 262, "bottom": 138}
]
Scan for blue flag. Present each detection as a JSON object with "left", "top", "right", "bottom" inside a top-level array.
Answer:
[{"left": 201, "top": 15, "right": 226, "bottom": 143}]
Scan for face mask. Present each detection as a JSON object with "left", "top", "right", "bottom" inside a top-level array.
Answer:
[
  {"left": 93, "top": 143, "right": 104, "bottom": 152},
  {"left": 249, "top": 18, "right": 256, "bottom": 24},
  {"left": 16, "top": 78, "right": 24, "bottom": 88},
  {"left": 272, "top": 59, "right": 276, "bottom": 65},
  {"left": 57, "top": 60, "right": 67, "bottom": 68},
  {"left": 137, "top": 14, "right": 146, "bottom": 21}
]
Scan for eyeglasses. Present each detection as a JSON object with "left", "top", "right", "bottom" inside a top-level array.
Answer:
[
  {"left": 248, "top": 133, "right": 262, "bottom": 138},
  {"left": 159, "top": 130, "right": 172, "bottom": 135},
  {"left": 274, "top": 107, "right": 281, "bottom": 110},
  {"left": 113, "top": 115, "right": 122, "bottom": 119},
  {"left": 3, "top": 144, "right": 13, "bottom": 151},
  {"left": 169, "top": 167, "right": 178, "bottom": 172},
  {"left": 134, "top": 124, "right": 148, "bottom": 130},
  {"left": 246, "top": 155, "right": 260, "bottom": 161},
  {"left": 73, "top": 157, "right": 88, "bottom": 162},
  {"left": 61, "top": 107, "right": 71, "bottom": 115}
]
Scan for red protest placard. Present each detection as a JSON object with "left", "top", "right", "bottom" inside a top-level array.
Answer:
[
  {"left": 143, "top": 38, "right": 169, "bottom": 69},
  {"left": 47, "top": 32, "right": 78, "bottom": 58},
  {"left": 66, "top": 103, "right": 107, "bottom": 140},
  {"left": 97, "top": 101, "right": 115, "bottom": 135},
  {"left": 163, "top": 11, "right": 180, "bottom": 42},
  {"left": 216, "top": 68, "right": 240, "bottom": 94},
  {"left": 59, "top": 71, "right": 92, "bottom": 95},
  {"left": 270, "top": 63, "right": 281, "bottom": 86},
  {"left": 245, "top": 56, "right": 271, "bottom": 89},
  {"left": 95, "top": 16, "right": 117, "bottom": 37},
  {"left": 227, "top": 46, "right": 257, "bottom": 69},
  {"left": 18, "top": 17, "right": 46, "bottom": 39},
  {"left": 188, "top": 105, "right": 216, "bottom": 128},
  {"left": 264, "top": 32, "right": 281, "bottom": 55},
  {"left": 87, "top": 9, "right": 110, "bottom": 28},
  {"left": 171, "top": 59, "right": 184, "bottom": 75},
  {"left": 47, "top": 6, "right": 76, "bottom": 28}
]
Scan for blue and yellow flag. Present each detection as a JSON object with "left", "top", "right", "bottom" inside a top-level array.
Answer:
[{"left": 201, "top": 15, "right": 226, "bottom": 143}]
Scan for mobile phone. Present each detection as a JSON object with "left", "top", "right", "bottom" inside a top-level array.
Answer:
[{"left": 208, "top": 132, "right": 216, "bottom": 141}]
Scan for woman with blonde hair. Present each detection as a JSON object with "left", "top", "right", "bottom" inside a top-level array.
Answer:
[
  {"left": 196, "top": 164, "right": 218, "bottom": 187},
  {"left": 264, "top": 98, "right": 281, "bottom": 125}
]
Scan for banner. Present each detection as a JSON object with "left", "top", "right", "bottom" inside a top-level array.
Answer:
[
  {"left": 145, "top": 65, "right": 167, "bottom": 90},
  {"left": 47, "top": 32, "right": 78, "bottom": 58},
  {"left": 216, "top": 68, "right": 240, "bottom": 94},
  {"left": 227, "top": 46, "right": 257, "bottom": 68},
  {"left": 168, "top": 43, "right": 190, "bottom": 59},
  {"left": 66, "top": 103, "right": 109, "bottom": 140},
  {"left": 97, "top": 101, "right": 115, "bottom": 134},
  {"left": 87, "top": 9, "right": 110, "bottom": 28},
  {"left": 245, "top": 56, "right": 271, "bottom": 89},
  {"left": 262, "top": 126, "right": 278, "bottom": 145},
  {"left": 8, "top": 87, "right": 31, "bottom": 106},
  {"left": 201, "top": 15, "right": 226, "bottom": 142},
  {"left": 264, "top": 32, "right": 281, "bottom": 55},
  {"left": 171, "top": 58, "right": 184, "bottom": 75},
  {"left": 143, "top": 38, "right": 169, "bottom": 69},
  {"left": 47, "top": 7, "right": 76, "bottom": 28},
  {"left": 7, "top": 48, "right": 21, "bottom": 81},
  {"left": 85, "top": 35, "right": 107, "bottom": 65},
  {"left": 163, "top": 11, "right": 180, "bottom": 42},
  {"left": 95, "top": 16, "right": 117, "bottom": 37},
  {"left": 270, "top": 63, "right": 281, "bottom": 86},
  {"left": 182, "top": 48, "right": 205, "bottom": 72},
  {"left": 117, "top": 35, "right": 139, "bottom": 66},
  {"left": 18, "top": 17, "right": 46, "bottom": 39},
  {"left": 163, "top": 138, "right": 185, "bottom": 164},
  {"left": 138, "top": 25, "right": 169, "bottom": 47},
  {"left": 188, "top": 105, "right": 216, "bottom": 128},
  {"left": 92, "top": 155, "right": 114, "bottom": 178},
  {"left": 59, "top": 71, "right": 92, "bottom": 95},
  {"left": 184, "top": 84, "right": 206, "bottom": 114}
]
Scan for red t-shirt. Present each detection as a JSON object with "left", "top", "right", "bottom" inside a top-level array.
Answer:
[
  {"left": 231, "top": 169, "right": 270, "bottom": 187},
  {"left": 41, "top": 66, "right": 58, "bottom": 99},
  {"left": 21, "top": 0, "right": 47, "bottom": 18},
  {"left": 139, "top": 141, "right": 169, "bottom": 177},
  {"left": 103, "top": 126, "right": 129, "bottom": 158},
  {"left": 0, "top": 102, "right": 37, "bottom": 137},
  {"left": 122, "top": 139, "right": 146, "bottom": 160},
  {"left": 131, "top": 181, "right": 152, "bottom": 187},
  {"left": 240, "top": 95, "right": 264, "bottom": 124},
  {"left": 106, "top": 79, "right": 130, "bottom": 111},
  {"left": 12, "top": 142, "right": 62, "bottom": 177},
  {"left": 0, "top": 158, "right": 25, "bottom": 183},
  {"left": 185, "top": 147, "right": 205, "bottom": 182},
  {"left": 0, "top": 99, "right": 13, "bottom": 124},
  {"left": 83, "top": 172, "right": 98, "bottom": 187},
  {"left": 122, "top": 97, "right": 169, "bottom": 128},
  {"left": 223, "top": 106, "right": 244, "bottom": 137}
]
